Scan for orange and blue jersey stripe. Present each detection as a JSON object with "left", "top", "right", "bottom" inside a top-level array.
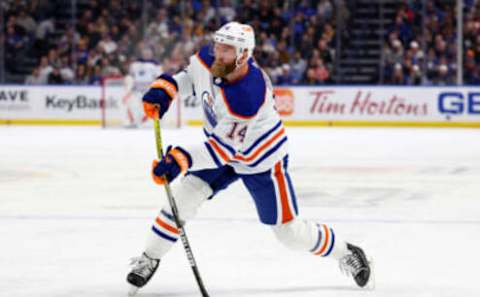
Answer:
[
  {"left": 241, "top": 121, "right": 282, "bottom": 155},
  {"left": 203, "top": 121, "right": 287, "bottom": 169},
  {"left": 203, "top": 129, "right": 237, "bottom": 159},
  {"left": 151, "top": 210, "right": 180, "bottom": 242},
  {"left": 203, "top": 129, "right": 237, "bottom": 167},
  {"left": 310, "top": 224, "right": 336, "bottom": 257},
  {"left": 204, "top": 141, "right": 223, "bottom": 168},
  {"left": 235, "top": 121, "right": 286, "bottom": 167}
]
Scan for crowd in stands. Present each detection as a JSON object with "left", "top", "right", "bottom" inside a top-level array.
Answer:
[
  {"left": 3, "top": 0, "right": 479, "bottom": 86},
  {"left": 463, "top": 0, "right": 480, "bottom": 84},
  {"left": 383, "top": 0, "right": 480, "bottom": 85},
  {"left": 5, "top": 0, "right": 337, "bottom": 86}
]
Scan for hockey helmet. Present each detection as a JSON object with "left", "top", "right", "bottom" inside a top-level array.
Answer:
[{"left": 213, "top": 22, "right": 255, "bottom": 61}]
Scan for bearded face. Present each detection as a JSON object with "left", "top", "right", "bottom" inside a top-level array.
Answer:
[
  {"left": 211, "top": 59, "right": 236, "bottom": 78},
  {"left": 212, "top": 43, "right": 238, "bottom": 78}
]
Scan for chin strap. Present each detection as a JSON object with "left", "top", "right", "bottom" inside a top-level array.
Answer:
[{"left": 235, "top": 49, "right": 249, "bottom": 68}]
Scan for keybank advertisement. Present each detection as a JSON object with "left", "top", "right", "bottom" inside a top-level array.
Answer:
[
  {"left": 0, "top": 85, "right": 117, "bottom": 120},
  {"left": 1, "top": 85, "right": 479, "bottom": 126}
]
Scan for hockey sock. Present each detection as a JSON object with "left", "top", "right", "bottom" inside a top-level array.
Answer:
[{"left": 145, "top": 209, "right": 180, "bottom": 259}]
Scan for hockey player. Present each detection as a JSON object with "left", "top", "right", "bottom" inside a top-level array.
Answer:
[
  {"left": 127, "top": 22, "right": 372, "bottom": 292},
  {"left": 124, "top": 48, "right": 162, "bottom": 127}
]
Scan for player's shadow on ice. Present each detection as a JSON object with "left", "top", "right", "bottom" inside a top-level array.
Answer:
[{"left": 142, "top": 285, "right": 364, "bottom": 296}]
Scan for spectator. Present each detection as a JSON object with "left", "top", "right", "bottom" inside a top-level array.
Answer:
[
  {"left": 75, "top": 64, "right": 90, "bottom": 85},
  {"left": 86, "top": 23, "right": 102, "bottom": 50},
  {"left": 306, "top": 58, "right": 330, "bottom": 84},
  {"left": 277, "top": 64, "right": 294, "bottom": 85},
  {"left": 25, "top": 67, "right": 46, "bottom": 85},
  {"left": 290, "top": 51, "right": 307, "bottom": 84},
  {"left": 463, "top": 2, "right": 480, "bottom": 84},
  {"left": 48, "top": 67, "right": 64, "bottom": 84},
  {"left": 277, "top": 40, "right": 290, "bottom": 64},
  {"left": 98, "top": 33, "right": 117, "bottom": 55},
  {"left": 434, "top": 63, "right": 454, "bottom": 85},
  {"left": 406, "top": 64, "right": 422, "bottom": 85},
  {"left": 392, "top": 63, "right": 405, "bottom": 84},
  {"left": 38, "top": 56, "right": 53, "bottom": 81},
  {"left": 145, "top": 9, "right": 170, "bottom": 41},
  {"left": 59, "top": 56, "right": 75, "bottom": 83},
  {"left": 317, "top": 0, "right": 334, "bottom": 22},
  {"left": 77, "top": 10, "right": 93, "bottom": 36},
  {"left": 16, "top": 9, "right": 37, "bottom": 36},
  {"left": 76, "top": 38, "right": 90, "bottom": 65},
  {"left": 58, "top": 27, "right": 80, "bottom": 57},
  {"left": 408, "top": 40, "right": 424, "bottom": 64},
  {"left": 99, "top": 56, "right": 121, "bottom": 77},
  {"left": 6, "top": 24, "right": 27, "bottom": 52},
  {"left": 89, "top": 65, "right": 103, "bottom": 85},
  {"left": 317, "top": 38, "right": 333, "bottom": 65},
  {"left": 34, "top": 17, "right": 55, "bottom": 56},
  {"left": 219, "top": 0, "right": 236, "bottom": 22},
  {"left": 47, "top": 48, "right": 58, "bottom": 65}
]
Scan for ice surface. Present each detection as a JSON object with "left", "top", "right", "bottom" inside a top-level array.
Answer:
[{"left": 1, "top": 126, "right": 479, "bottom": 297}]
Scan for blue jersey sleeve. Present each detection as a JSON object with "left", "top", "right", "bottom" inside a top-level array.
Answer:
[{"left": 196, "top": 45, "right": 215, "bottom": 70}]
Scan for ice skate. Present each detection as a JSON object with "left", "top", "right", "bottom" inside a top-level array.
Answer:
[
  {"left": 339, "top": 243, "right": 373, "bottom": 288},
  {"left": 126, "top": 253, "right": 160, "bottom": 296}
]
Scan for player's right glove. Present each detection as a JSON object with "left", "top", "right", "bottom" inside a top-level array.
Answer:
[
  {"left": 151, "top": 146, "right": 192, "bottom": 185},
  {"left": 143, "top": 74, "right": 178, "bottom": 119}
]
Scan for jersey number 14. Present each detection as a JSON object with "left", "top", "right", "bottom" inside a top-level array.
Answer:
[{"left": 226, "top": 122, "right": 247, "bottom": 143}]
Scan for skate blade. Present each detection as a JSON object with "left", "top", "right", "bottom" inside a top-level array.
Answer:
[
  {"left": 365, "top": 256, "right": 376, "bottom": 290},
  {"left": 128, "top": 285, "right": 139, "bottom": 296}
]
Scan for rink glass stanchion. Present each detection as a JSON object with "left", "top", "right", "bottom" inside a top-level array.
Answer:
[{"left": 154, "top": 119, "right": 210, "bottom": 297}]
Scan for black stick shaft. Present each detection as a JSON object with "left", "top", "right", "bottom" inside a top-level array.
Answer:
[{"left": 154, "top": 120, "right": 210, "bottom": 297}]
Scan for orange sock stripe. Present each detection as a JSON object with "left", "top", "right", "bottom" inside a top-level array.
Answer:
[
  {"left": 315, "top": 225, "right": 330, "bottom": 255},
  {"left": 274, "top": 162, "right": 293, "bottom": 223},
  {"left": 155, "top": 217, "right": 179, "bottom": 235}
]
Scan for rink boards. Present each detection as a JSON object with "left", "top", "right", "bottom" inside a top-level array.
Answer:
[{"left": 0, "top": 85, "right": 479, "bottom": 127}]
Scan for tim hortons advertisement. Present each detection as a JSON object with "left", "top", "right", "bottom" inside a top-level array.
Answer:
[{"left": 273, "top": 87, "right": 480, "bottom": 127}]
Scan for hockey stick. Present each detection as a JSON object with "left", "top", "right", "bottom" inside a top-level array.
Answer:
[{"left": 153, "top": 119, "right": 210, "bottom": 297}]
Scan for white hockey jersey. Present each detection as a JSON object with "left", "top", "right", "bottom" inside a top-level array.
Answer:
[
  {"left": 172, "top": 46, "right": 287, "bottom": 174},
  {"left": 129, "top": 59, "right": 163, "bottom": 93}
]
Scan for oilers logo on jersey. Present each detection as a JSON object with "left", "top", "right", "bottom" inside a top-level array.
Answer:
[{"left": 201, "top": 90, "right": 217, "bottom": 127}]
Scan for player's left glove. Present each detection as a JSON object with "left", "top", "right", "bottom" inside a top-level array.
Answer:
[
  {"left": 151, "top": 146, "right": 192, "bottom": 185},
  {"left": 143, "top": 74, "right": 178, "bottom": 120}
]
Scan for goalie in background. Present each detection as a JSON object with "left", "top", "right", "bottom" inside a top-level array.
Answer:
[{"left": 124, "top": 48, "right": 162, "bottom": 128}]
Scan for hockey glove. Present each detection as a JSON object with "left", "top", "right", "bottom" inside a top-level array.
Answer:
[
  {"left": 143, "top": 74, "right": 178, "bottom": 120},
  {"left": 152, "top": 146, "right": 192, "bottom": 185}
]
